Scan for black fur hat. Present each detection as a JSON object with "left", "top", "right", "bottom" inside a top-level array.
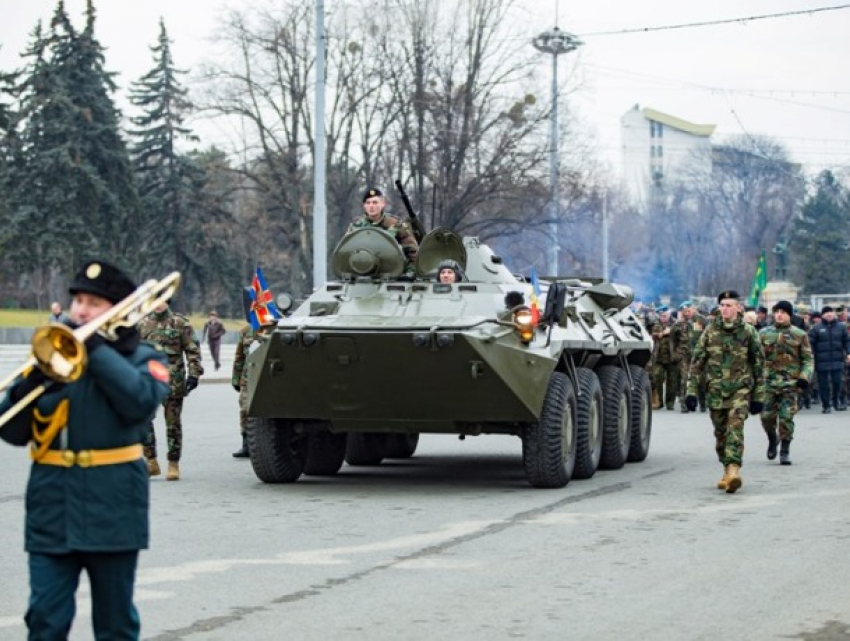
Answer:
[
  {"left": 68, "top": 261, "right": 136, "bottom": 304},
  {"left": 772, "top": 300, "right": 794, "bottom": 317}
]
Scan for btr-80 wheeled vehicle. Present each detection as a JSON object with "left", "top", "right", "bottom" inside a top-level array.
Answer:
[{"left": 244, "top": 227, "right": 653, "bottom": 488}]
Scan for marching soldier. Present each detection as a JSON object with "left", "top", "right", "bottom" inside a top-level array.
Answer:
[
  {"left": 231, "top": 323, "right": 255, "bottom": 458},
  {"left": 139, "top": 300, "right": 204, "bottom": 480},
  {"left": 672, "top": 301, "right": 703, "bottom": 412},
  {"left": 759, "top": 300, "right": 813, "bottom": 465},
  {"left": 650, "top": 307, "right": 679, "bottom": 411},
  {"left": 0, "top": 260, "right": 170, "bottom": 639},
  {"left": 686, "top": 290, "right": 765, "bottom": 493}
]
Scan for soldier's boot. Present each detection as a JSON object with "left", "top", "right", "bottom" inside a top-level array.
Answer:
[
  {"left": 680, "top": 400, "right": 690, "bottom": 414},
  {"left": 166, "top": 461, "right": 180, "bottom": 481},
  {"left": 147, "top": 458, "right": 161, "bottom": 477},
  {"left": 652, "top": 390, "right": 661, "bottom": 410},
  {"left": 725, "top": 464, "right": 742, "bottom": 494},
  {"left": 232, "top": 434, "right": 249, "bottom": 458},
  {"left": 779, "top": 440, "right": 792, "bottom": 465},
  {"left": 716, "top": 465, "right": 730, "bottom": 490},
  {"left": 766, "top": 431, "right": 778, "bottom": 460}
]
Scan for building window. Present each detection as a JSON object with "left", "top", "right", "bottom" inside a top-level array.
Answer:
[
  {"left": 657, "top": 123, "right": 663, "bottom": 138},
  {"left": 657, "top": 145, "right": 663, "bottom": 157}
]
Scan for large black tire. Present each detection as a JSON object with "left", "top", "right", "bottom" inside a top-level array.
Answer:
[
  {"left": 304, "top": 430, "right": 348, "bottom": 475},
  {"left": 627, "top": 366, "right": 652, "bottom": 462},
  {"left": 344, "top": 433, "right": 387, "bottom": 466},
  {"left": 384, "top": 433, "right": 420, "bottom": 459},
  {"left": 247, "top": 417, "right": 308, "bottom": 483},
  {"left": 598, "top": 366, "right": 632, "bottom": 470},
  {"left": 522, "top": 371, "right": 577, "bottom": 488},
  {"left": 572, "top": 367, "right": 603, "bottom": 480}
]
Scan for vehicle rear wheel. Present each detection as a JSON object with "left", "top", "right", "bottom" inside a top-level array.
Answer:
[
  {"left": 345, "top": 433, "right": 387, "bottom": 466},
  {"left": 627, "top": 366, "right": 652, "bottom": 462},
  {"left": 522, "top": 371, "right": 577, "bottom": 488},
  {"left": 573, "top": 367, "right": 603, "bottom": 480},
  {"left": 247, "top": 417, "right": 308, "bottom": 483},
  {"left": 598, "top": 366, "right": 632, "bottom": 470},
  {"left": 304, "top": 430, "right": 348, "bottom": 475},
  {"left": 384, "top": 433, "right": 419, "bottom": 459}
]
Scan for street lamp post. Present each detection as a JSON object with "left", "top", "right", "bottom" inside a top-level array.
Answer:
[{"left": 532, "top": 27, "right": 582, "bottom": 276}]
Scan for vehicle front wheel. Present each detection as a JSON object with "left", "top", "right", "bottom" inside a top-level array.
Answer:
[
  {"left": 247, "top": 417, "right": 308, "bottom": 483},
  {"left": 522, "top": 371, "right": 577, "bottom": 488}
]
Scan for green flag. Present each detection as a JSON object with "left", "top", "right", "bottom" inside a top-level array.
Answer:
[{"left": 748, "top": 250, "right": 768, "bottom": 307}]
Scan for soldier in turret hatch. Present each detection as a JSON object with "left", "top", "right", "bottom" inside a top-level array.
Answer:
[{"left": 346, "top": 187, "right": 419, "bottom": 276}]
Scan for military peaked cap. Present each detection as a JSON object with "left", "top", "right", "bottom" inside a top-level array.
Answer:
[
  {"left": 69, "top": 260, "right": 136, "bottom": 305},
  {"left": 717, "top": 290, "right": 739, "bottom": 303},
  {"left": 362, "top": 187, "right": 383, "bottom": 202}
]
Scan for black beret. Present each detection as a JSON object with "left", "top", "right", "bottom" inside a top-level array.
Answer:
[
  {"left": 772, "top": 300, "right": 794, "bottom": 316},
  {"left": 68, "top": 260, "right": 136, "bottom": 305},
  {"left": 757, "top": 306, "right": 768, "bottom": 314},
  {"left": 362, "top": 187, "right": 383, "bottom": 202},
  {"left": 717, "top": 290, "right": 739, "bottom": 303},
  {"left": 837, "top": 305, "right": 846, "bottom": 313},
  {"left": 822, "top": 305, "right": 834, "bottom": 314}
]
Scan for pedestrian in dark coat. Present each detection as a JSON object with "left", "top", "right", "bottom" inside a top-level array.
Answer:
[
  {"left": 0, "top": 260, "right": 170, "bottom": 640},
  {"left": 808, "top": 305, "right": 850, "bottom": 413}
]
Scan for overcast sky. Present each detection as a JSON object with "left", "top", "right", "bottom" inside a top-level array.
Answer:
[{"left": 1, "top": 0, "right": 848, "bottom": 174}]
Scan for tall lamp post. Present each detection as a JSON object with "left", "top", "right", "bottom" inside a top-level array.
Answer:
[{"left": 532, "top": 27, "right": 582, "bottom": 276}]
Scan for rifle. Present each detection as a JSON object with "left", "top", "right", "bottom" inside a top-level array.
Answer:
[{"left": 394, "top": 179, "right": 427, "bottom": 243}]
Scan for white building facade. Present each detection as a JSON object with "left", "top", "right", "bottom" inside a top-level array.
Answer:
[{"left": 621, "top": 104, "right": 715, "bottom": 206}]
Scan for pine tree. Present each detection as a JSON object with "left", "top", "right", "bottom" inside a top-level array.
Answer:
[
  {"left": 128, "top": 18, "right": 199, "bottom": 279},
  {"left": 790, "top": 170, "right": 850, "bottom": 294},
  {"left": 4, "top": 0, "right": 141, "bottom": 295}
]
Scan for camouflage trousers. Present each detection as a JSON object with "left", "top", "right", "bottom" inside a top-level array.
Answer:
[
  {"left": 761, "top": 390, "right": 799, "bottom": 442},
  {"left": 238, "top": 383, "right": 248, "bottom": 435},
  {"left": 678, "top": 356, "right": 691, "bottom": 401},
  {"left": 652, "top": 362, "right": 679, "bottom": 409},
  {"left": 709, "top": 405, "right": 748, "bottom": 466},
  {"left": 143, "top": 395, "right": 184, "bottom": 462}
]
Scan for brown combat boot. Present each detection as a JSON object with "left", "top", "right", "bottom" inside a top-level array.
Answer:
[
  {"left": 725, "top": 463, "right": 742, "bottom": 494},
  {"left": 716, "top": 465, "right": 730, "bottom": 490},
  {"left": 166, "top": 461, "right": 180, "bottom": 481},
  {"left": 652, "top": 390, "right": 662, "bottom": 410},
  {"left": 147, "top": 458, "right": 161, "bottom": 477}
]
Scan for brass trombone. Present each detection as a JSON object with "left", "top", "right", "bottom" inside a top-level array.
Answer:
[{"left": 0, "top": 271, "right": 181, "bottom": 429}]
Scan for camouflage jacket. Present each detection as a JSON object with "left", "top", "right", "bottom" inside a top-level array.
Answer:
[
  {"left": 346, "top": 213, "right": 419, "bottom": 268},
  {"left": 138, "top": 308, "right": 204, "bottom": 396},
  {"left": 687, "top": 314, "right": 765, "bottom": 408},
  {"left": 671, "top": 314, "right": 706, "bottom": 361},
  {"left": 232, "top": 324, "right": 255, "bottom": 387},
  {"left": 650, "top": 320, "right": 677, "bottom": 365},
  {"left": 759, "top": 322, "right": 814, "bottom": 392}
]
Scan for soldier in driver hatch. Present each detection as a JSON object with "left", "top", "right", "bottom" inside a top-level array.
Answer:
[
  {"left": 436, "top": 259, "right": 464, "bottom": 284},
  {"left": 138, "top": 300, "right": 204, "bottom": 480},
  {"left": 346, "top": 187, "right": 419, "bottom": 276},
  {"left": 685, "top": 290, "right": 765, "bottom": 494}
]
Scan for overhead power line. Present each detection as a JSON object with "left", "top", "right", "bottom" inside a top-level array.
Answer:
[{"left": 580, "top": 4, "right": 850, "bottom": 37}]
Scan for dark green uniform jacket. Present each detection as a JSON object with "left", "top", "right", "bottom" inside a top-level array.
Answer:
[{"left": 0, "top": 342, "right": 169, "bottom": 554}]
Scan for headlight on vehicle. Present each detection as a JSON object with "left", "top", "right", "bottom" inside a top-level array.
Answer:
[{"left": 513, "top": 306, "right": 535, "bottom": 344}]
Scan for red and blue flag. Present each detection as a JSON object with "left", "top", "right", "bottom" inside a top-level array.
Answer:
[
  {"left": 247, "top": 266, "right": 282, "bottom": 329},
  {"left": 529, "top": 267, "right": 541, "bottom": 325}
]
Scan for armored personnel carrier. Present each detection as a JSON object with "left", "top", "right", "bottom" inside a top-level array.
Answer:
[{"left": 244, "top": 227, "right": 653, "bottom": 488}]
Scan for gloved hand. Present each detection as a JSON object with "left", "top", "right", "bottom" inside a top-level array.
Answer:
[
  {"left": 684, "top": 395, "right": 698, "bottom": 412},
  {"left": 9, "top": 369, "right": 49, "bottom": 403},
  {"left": 232, "top": 382, "right": 240, "bottom": 393},
  {"left": 85, "top": 333, "right": 106, "bottom": 354},
  {"left": 795, "top": 378, "right": 809, "bottom": 390},
  {"left": 749, "top": 400, "right": 764, "bottom": 415},
  {"left": 110, "top": 327, "right": 140, "bottom": 355},
  {"left": 184, "top": 376, "right": 199, "bottom": 395}
]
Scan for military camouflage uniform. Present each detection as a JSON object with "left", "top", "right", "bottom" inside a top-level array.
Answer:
[
  {"left": 687, "top": 313, "right": 765, "bottom": 467},
  {"left": 346, "top": 213, "right": 419, "bottom": 274},
  {"left": 673, "top": 313, "right": 705, "bottom": 407},
  {"left": 232, "top": 324, "right": 255, "bottom": 436},
  {"left": 759, "top": 321, "right": 813, "bottom": 442},
  {"left": 650, "top": 319, "right": 679, "bottom": 410},
  {"left": 138, "top": 308, "right": 204, "bottom": 462}
]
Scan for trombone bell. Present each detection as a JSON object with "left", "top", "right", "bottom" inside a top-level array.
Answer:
[{"left": 31, "top": 324, "right": 87, "bottom": 384}]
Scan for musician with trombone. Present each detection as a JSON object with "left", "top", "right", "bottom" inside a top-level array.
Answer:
[{"left": 0, "top": 260, "right": 172, "bottom": 640}]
